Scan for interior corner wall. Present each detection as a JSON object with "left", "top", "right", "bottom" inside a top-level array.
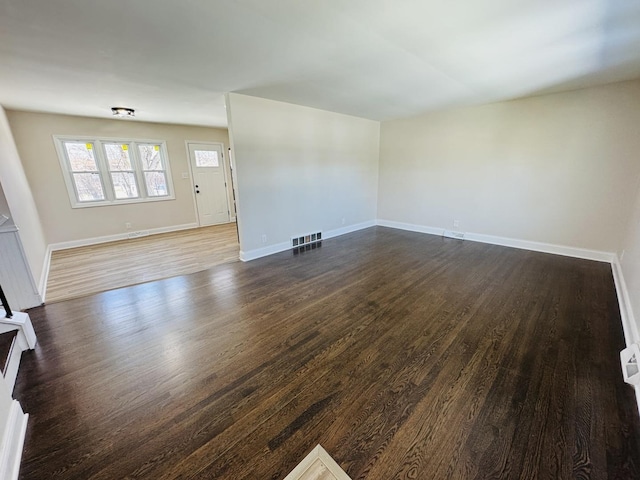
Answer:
[
  {"left": 619, "top": 179, "right": 640, "bottom": 343},
  {"left": 378, "top": 79, "right": 640, "bottom": 254},
  {"left": 6, "top": 110, "right": 230, "bottom": 245},
  {"left": 0, "top": 106, "right": 47, "bottom": 287},
  {"left": 226, "top": 93, "right": 379, "bottom": 255}
]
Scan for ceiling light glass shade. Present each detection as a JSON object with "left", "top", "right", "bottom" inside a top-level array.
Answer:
[{"left": 111, "top": 107, "right": 135, "bottom": 117}]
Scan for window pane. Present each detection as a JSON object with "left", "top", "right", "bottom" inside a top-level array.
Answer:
[
  {"left": 104, "top": 144, "right": 133, "bottom": 171},
  {"left": 111, "top": 172, "right": 139, "bottom": 199},
  {"left": 65, "top": 142, "right": 98, "bottom": 171},
  {"left": 138, "top": 145, "right": 163, "bottom": 170},
  {"left": 194, "top": 150, "right": 219, "bottom": 167},
  {"left": 73, "top": 173, "right": 105, "bottom": 201},
  {"left": 144, "top": 172, "right": 168, "bottom": 197}
]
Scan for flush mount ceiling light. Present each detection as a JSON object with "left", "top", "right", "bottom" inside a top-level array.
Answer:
[{"left": 111, "top": 107, "right": 135, "bottom": 118}]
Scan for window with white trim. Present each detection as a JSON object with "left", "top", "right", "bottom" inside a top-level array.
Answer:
[{"left": 54, "top": 136, "right": 174, "bottom": 207}]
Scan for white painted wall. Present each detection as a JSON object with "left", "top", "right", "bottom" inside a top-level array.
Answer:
[
  {"left": 0, "top": 107, "right": 47, "bottom": 289},
  {"left": 0, "top": 373, "right": 12, "bottom": 425},
  {"left": 226, "top": 93, "right": 379, "bottom": 255},
  {"left": 378, "top": 80, "right": 640, "bottom": 254},
  {"left": 6, "top": 110, "right": 231, "bottom": 245}
]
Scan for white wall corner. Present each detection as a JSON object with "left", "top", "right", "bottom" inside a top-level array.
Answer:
[
  {"left": 612, "top": 256, "right": 640, "bottom": 417},
  {"left": 376, "top": 219, "right": 444, "bottom": 237},
  {"left": 239, "top": 241, "right": 291, "bottom": 262},
  {"left": 324, "top": 220, "right": 376, "bottom": 240},
  {"left": 611, "top": 256, "right": 640, "bottom": 346}
]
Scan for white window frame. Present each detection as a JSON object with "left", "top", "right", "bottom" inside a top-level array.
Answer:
[{"left": 53, "top": 135, "right": 175, "bottom": 208}]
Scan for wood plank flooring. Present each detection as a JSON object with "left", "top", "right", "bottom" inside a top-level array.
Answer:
[
  {"left": 14, "top": 226, "right": 640, "bottom": 479},
  {"left": 45, "top": 222, "right": 239, "bottom": 303}
]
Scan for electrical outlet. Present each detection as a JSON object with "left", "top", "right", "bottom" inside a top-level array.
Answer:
[
  {"left": 125, "top": 222, "right": 132, "bottom": 229},
  {"left": 453, "top": 220, "right": 460, "bottom": 228},
  {"left": 341, "top": 217, "right": 346, "bottom": 225},
  {"left": 261, "top": 234, "right": 267, "bottom": 243}
]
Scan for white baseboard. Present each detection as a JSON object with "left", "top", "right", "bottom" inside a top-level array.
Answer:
[
  {"left": 0, "top": 400, "right": 28, "bottom": 480},
  {"left": 465, "top": 231, "right": 615, "bottom": 263},
  {"left": 240, "top": 220, "right": 376, "bottom": 262},
  {"left": 38, "top": 245, "right": 52, "bottom": 303},
  {"left": 376, "top": 219, "right": 444, "bottom": 237},
  {"left": 323, "top": 220, "right": 377, "bottom": 240},
  {"left": 48, "top": 223, "right": 200, "bottom": 251},
  {"left": 240, "top": 241, "right": 291, "bottom": 262},
  {"left": 376, "top": 219, "right": 615, "bottom": 263}
]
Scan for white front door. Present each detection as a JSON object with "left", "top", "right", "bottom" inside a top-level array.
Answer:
[{"left": 187, "top": 143, "right": 229, "bottom": 226}]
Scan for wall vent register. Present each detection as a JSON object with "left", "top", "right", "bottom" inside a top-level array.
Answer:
[{"left": 292, "top": 231, "right": 322, "bottom": 254}]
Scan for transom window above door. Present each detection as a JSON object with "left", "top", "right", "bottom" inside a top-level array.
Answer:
[{"left": 54, "top": 136, "right": 174, "bottom": 207}]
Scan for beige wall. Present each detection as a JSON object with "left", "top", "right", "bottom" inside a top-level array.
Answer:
[
  {"left": 227, "top": 93, "right": 379, "bottom": 254},
  {"left": 7, "top": 111, "right": 230, "bottom": 245},
  {"left": 378, "top": 80, "right": 640, "bottom": 253},
  {"left": 0, "top": 107, "right": 47, "bottom": 286}
]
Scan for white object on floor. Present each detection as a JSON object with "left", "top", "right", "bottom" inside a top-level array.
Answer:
[{"left": 283, "top": 445, "right": 351, "bottom": 480}]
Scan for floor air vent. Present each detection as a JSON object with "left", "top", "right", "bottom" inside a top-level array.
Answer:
[{"left": 292, "top": 231, "right": 322, "bottom": 254}]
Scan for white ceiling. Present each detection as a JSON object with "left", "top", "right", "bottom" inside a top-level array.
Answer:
[{"left": 1, "top": 0, "right": 639, "bottom": 128}]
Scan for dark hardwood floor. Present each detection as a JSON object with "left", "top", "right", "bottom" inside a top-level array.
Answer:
[{"left": 14, "top": 226, "right": 640, "bottom": 479}]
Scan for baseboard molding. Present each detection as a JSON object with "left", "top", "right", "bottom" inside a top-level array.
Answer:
[
  {"left": 323, "top": 220, "right": 377, "bottom": 240},
  {"left": 240, "top": 220, "right": 376, "bottom": 262},
  {"left": 376, "top": 219, "right": 615, "bottom": 263},
  {"left": 0, "top": 400, "right": 28, "bottom": 480},
  {"left": 38, "top": 245, "right": 52, "bottom": 302},
  {"left": 466, "top": 231, "right": 615, "bottom": 263},
  {"left": 376, "top": 219, "right": 444, "bottom": 237},
  {"left": 240, "top": 241, "right": 291, "bottom": 262},
  {"left": 48, "top": 223, "right": 200, "bottom": 252}
]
